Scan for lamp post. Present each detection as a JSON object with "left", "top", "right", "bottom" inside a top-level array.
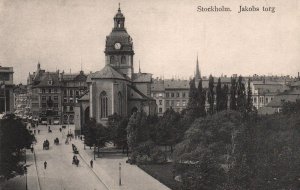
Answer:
[
  {"left": 119, "top": 162, "right": 122, "bottom": 186},
  {"left": 24, "top": 166, "right": 28, "bottom": 190}
]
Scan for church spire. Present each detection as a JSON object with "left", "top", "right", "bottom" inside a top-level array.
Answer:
[
  {"left": 114, "top": 3, "right": 125, "bottom": 30},
  {"left": 195, "top": 54, "right": 201, "bottom": 79}
]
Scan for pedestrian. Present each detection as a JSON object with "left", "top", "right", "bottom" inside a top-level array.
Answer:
[
  {"left": 90, "top": 160, "right": 93, "bottom": 168},
  {"left": 38, "top": 129, "right": 40, "bottom": 134},
  {"left": 31, "top": 146, "right": 34, "bottom": 153},
  {"left": 44, "top": 161, "right": 47, "bottom": 169},
  {"left": 34, "top": 129, "right": 36, "bottom": 134}
]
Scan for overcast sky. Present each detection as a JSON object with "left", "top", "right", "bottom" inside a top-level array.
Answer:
[{"left": 0, "top": 0, "right": 299, "bottom": 84}]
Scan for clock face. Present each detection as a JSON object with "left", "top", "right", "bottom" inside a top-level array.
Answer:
[{"left": 114, "top": 43, "right": 121, "bottom": 49}]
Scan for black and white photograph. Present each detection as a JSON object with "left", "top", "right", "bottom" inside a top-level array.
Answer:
[{"left": 0, "top": 0, "right": 299, "bottom": 189}]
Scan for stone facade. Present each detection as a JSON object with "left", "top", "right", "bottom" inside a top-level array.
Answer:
[
  {"left": 27, "top": 63, "right": 87, "bottom": 124},
  {"left": 0, "top": 66, "right": 14, "bottom": 113}
]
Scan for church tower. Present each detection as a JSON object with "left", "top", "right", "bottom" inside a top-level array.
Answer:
[{"left": 104, "top": 4, "right": 134, "bottom": 78}]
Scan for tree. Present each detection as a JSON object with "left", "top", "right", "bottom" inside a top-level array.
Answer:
[
  {"left": 207, "top": 75, "right": 214, "bottom": 115},
  {"left": 84, "top": 118, "right": 109, "bottom": 148},
  {"left": 155, "top": 108, "right": 181, "bottom": 148},
  {"left": 107, "top": 113, "right": 128, "bottom": 148},
  {"left": 230, "top": 77, "right": 237, "bottom": 110},
  {"left": 0, "top": 115, "right": 34, "bottom": 179},
  {"left": 216, "top": 78, "right": 222, "bottom": 112},
  {"left": 221, "top": 84, "right": 229, "bottom": 111},
  {"left": 174, "top": 111, "right": 251, "bottom": 190},
  {"left": 186, "top": 78, "right": 199, "bottom": 119},
  {"left": 236, "top": 76, "right": 246, "bottom": 112},
  {"left": 197, "top": 78, "right": 206, "bottom": 117},
  {"left": 246, "top": 79, "right": 253, "bottom": 113}
]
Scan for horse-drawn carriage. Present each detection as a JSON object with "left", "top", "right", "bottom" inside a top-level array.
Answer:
[
  {"left": 72, "top": 144, "right": 79, "bottom": 154},
  {"left": 43, "top": 140, "right": 49, "bottom": 150},
  {"left": 72, "top": 155, "right": 80, "bottom": 166},
  {"left": 54, "top": 138, "right": 59, "bottom": 145}
]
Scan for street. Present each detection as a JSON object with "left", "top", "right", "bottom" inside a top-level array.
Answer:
[{"left": 32, "top": 124, "right": 108, "bottom": 190}]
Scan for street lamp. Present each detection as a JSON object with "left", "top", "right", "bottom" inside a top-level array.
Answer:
[{"left": 24, "top": 166, "right": 28, "bottom": 190}]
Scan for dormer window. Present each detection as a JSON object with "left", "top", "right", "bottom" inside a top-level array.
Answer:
[{"left": 48, "top": 80, "right": 53, "bottom": 85}]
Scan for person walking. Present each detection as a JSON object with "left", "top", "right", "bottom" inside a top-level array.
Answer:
[
  {"left": 44, "top": 161, "right": 47, "bottom": 169},
  {"left": 90, "top": 160, "right": 93, "bottom": 168},
  {"left": 31, "top": 146, "right": 34, "bottom": 153}
]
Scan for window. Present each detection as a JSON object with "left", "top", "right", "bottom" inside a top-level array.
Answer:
[
  {"left": 100, "top": 91, "right": 108, "bottom": 118},
  {"left": 54, "top": 89, "right": 57, "bottom": 93},
  {"left": 70, "top": 106, "right": 74, "bottom": 112},
  {"left": 176, "top": 101, "right": 180, "bottom": 106},
  {"left": 159, "top": 108, "right": 162, "bottom": 113},
  {"left": 48, "top": 89, "right": 51, "bottom": 93},
  {"left": 42, "top": 96, "right": 46, "bottom": 101},
  {"left": 70, "top": 90, "right": 73, "bottom": 96},
  {"left": 69, "top": 98, "right": 74, "bottom": 103},
  {"left": 177, "top": 93, "right": 180, "bottom": 97},
  {"left": 152, "top": 93, "right": 156, "bottom": 97},
  {"left": 171, "top": 93, "right": 174, "bottom": 98},
  {"left": 64, "top": 97, "right": 67, "bottom": 103},
  {"left": 54, "top": 96, "right": 58, "bottom": 101},
  {"left": 253, "top": 97, "right": 257, "bottom": 103},
  {"left": 166, "top": 93, "right": 169, "bottom": 98},
  {"left": 64, "top": 90, "right": 67, "bottom": 95},
  {"left": 110, "top": 56, "right": 114, "bottom": 64},
  {"left": 265, "top": 98, "right": 269, "bottom": 104},
  {"left": 182, "top": 92, "right": 186, "bottom": 98},
  {"left": 121, "top": 56, "right": 126, "bottom": 64},
  {"left": 42, "top": 89, "right": 45, "bottom": 94},
  {"left": 166, "top": 100, "right": 170, "bottom": 107},
  {"left": 76, "top": 90, "right": 79, "bottom": 96},
  {"left": 42, "top": 103, "right": 46, "bottom": 108},
  {"left": 48, "top": 80, "right": 53, "bottom": 85},
  {"left": 182, "top": 100, "right": 186, "bottom": 106},
  {"left": 54, "top": 103, "right": 58, "bottom": 108},
  {"left": 118, "top": 92, "right": 123, "bottom": 115},
  {"left": 159, "top": 100, "right": 162, "bottom": 105},
  {"left": 171, "top": 100, "right": 174, "bottom": 106},
  {"left": 63, "top": 106, "right": 67, "bottom": 111}
]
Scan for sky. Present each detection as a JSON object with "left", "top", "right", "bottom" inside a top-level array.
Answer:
[{"left": 0, "top": 0, "right": 299, "bottom": 84}]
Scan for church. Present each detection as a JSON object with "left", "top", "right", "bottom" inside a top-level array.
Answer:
[{"left": 75, "top": 6, "right": 156, "bottom": 133}]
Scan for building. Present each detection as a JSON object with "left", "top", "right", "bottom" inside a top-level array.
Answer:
[
  {"left": 13, "top": 84, "right": 28, "bottom": 117},
  {"left": 75, "top": 6, "right": 156, "bottom": 132},
  {"left": 27, "top": 63, "right": 87, "bottom": 124},
  {"left": 60, "top": 71, "right": 87, "bottom": 124},
  {"left": 0, "top": 66, "right": 14, "bottom": 113}
]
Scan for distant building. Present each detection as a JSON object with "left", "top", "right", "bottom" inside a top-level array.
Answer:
[
  {"left": 0, "top": 66, "right": 14, "bottom": 113},
  {"left": 13, "top": 84, "right": 28, "bottom": 117},
  {"left": 27, "top": 63, "right": 87, "bottom": 124}
]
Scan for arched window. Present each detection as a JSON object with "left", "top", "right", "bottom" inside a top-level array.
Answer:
[
  {"left": 121, "top": 56, "right": 126, "bottom": 64},
  {"left": 100, "top": 91, "right": 108, "bottom": 118},
  {"left": 118, "top": 92, "right": 123, "bottom": 115},
  {"left": 110, "top": 56, "right": 114, "bottom": 64}
]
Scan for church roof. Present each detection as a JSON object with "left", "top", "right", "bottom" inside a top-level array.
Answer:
[
  {"left": 128, "top": 85, "right": 155, "bottom": 101},
  {"left": 87, "top": 65, "right": 127, "bottom": 82},
  {"left": 132, "top": 73, "right": 152, "bottom": 83}
]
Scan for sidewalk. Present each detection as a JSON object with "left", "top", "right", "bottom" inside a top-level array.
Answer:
[
  {"left": 73, "top": 139, "right": 170, "bottom": 190},
  {"left": 26, "top": 149, "right": 41, "bottom": 190}
]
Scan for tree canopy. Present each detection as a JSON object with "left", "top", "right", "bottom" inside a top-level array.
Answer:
[{"left": 0, "top": 115, "right": 34, "bottom": 179}]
